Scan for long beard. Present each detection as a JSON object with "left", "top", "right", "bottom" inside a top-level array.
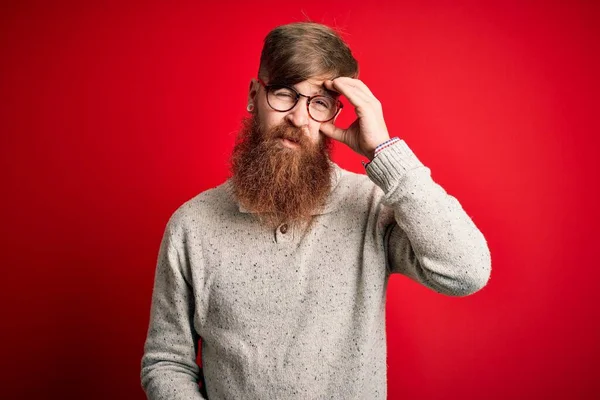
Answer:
[{"left": 229, "top": 114, "right": 333, "bottom": 229}]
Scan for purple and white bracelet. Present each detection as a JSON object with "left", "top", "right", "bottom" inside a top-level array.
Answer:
[{"left": 362, "top": 137, "right": 400, "bottom": 168}]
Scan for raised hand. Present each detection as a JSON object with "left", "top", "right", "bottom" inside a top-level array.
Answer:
[{"left": 319, "top": 77, "right": 391, "bottom": 160}]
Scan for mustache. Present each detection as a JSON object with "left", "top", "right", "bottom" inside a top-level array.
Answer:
[{"left": 269, "top": 123, "right": 311, "bottom": 147}]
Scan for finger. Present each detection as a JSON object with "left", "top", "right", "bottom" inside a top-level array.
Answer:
[
  {"left": 332, "top": 77, "right": 376, "bottom": 98},
  {"left": 319, "top": 121, "right": 346, "bottom": 143},
  {"left": 325, "top": 78, "right": 372, "bottom": 109},
  {"left": 346, "top": 78, "right": 376, "bottom": 98}
]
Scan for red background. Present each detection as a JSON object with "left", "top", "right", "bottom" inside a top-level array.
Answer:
[{"left": 1, "top": 0, "right": 598, "bottom": 399}]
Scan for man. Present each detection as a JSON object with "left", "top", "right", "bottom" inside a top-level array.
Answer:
[{"left": 141, "top": 21, "right": 491, "bottom": 400}]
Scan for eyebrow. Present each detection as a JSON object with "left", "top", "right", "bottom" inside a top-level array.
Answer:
[
  {"left": 304, "top": 86, "right": 339, "bottom": 98},
  {"left": 323, "top": 88, "right": 340, "bottom": 98},
  {"left": 279, "top": 82, "right": 339, "bottom": 98}
]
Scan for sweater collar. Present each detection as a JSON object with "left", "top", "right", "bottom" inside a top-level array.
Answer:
[{"left": 226, "top": 161, "right": 344, "bottom": 216}]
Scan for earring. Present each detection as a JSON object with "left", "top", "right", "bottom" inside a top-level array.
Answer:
[{"left": 246, "top": 103, "right": 255, "bottom": 112}]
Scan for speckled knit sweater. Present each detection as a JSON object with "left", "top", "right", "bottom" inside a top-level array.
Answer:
[{"left": 140, "top": 139, "right": 492, "bottom": 399}]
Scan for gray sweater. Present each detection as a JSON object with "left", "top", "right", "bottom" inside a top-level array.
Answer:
[{"left": 140, "top": 140, "right": 492, "bottom": 399}]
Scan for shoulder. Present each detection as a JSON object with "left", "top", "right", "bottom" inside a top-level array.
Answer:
[
  {"left": 164, "top": 180, "right": 238, "bottom": 237},
  {"left": 328, "top": 164, "right": 385, "bottom": 212},
  {"left": 335, "top": 165, "right": 383, "bottom": 197}
]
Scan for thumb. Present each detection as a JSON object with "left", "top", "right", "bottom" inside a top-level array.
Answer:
[{"left": 319, "top": 122, "right": 346, "bottom": 144}]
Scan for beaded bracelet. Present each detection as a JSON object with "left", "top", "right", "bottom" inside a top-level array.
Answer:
[
  {"left": 361, "top": 137, "right": 400, "bottom": 168},
  {"left": 374, "top": 137, "right": 400, "bottom": 156}
]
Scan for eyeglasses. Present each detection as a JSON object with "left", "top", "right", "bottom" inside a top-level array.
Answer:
[{"left": 257, "top": 78, "right": 343, "bottom": 123}]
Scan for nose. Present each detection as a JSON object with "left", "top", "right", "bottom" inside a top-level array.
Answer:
[{"left": 285, "top": 97, "right": 310, "bottom": 128}]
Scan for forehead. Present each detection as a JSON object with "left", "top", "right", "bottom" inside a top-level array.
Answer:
[{"left": 293, "top": 78, "right": 339, "bottom": 98}]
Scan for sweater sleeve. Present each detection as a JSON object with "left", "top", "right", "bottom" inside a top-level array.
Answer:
[
  {"left": 365, "top": 140, "right": 491, "bottom": 297},
  {"left": 140, "top": 218, "right": 207, "bottom": 399}
]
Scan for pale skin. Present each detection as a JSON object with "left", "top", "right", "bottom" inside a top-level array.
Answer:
[{"left": 247, "top": 76, "right": 391, "bottom": 160}]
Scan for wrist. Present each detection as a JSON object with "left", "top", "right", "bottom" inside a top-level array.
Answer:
[
  {"left": 366, "top": 149, "right": 376, "bottom": 161},
  {"left": 362, "top": 136, "right": 400, "bottom": 169},
  {"left": 366, "top": 137, "right": 392, "bottom": 160},
  {"left": 372, "top": 137, "right": 400, "bottom": 158}
]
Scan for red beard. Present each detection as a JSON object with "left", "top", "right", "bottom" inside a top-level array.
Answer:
[{"left": 229, "top": 114, "right": 334, "bottom": 229}]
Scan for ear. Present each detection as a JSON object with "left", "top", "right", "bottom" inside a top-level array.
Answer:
[{"left": 247, "top": 78, "right": 259, "bottom": 105}]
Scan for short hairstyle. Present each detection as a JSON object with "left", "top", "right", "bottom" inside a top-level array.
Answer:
[{"left": 258, "top": 22, "right": 359, "bottom": 86}]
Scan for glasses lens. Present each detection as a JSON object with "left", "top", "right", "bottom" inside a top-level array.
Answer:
[
  {"left": 309, "top": 96, "right": 337, "bottom": 122},
  {"left": 267, "top": 86, "right": 297, "bottom": 111},
  {"left": 266, "top": 85, "right": 339, "bottom": 122}
]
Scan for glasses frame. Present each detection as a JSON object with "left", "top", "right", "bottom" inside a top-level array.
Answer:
[{"left": 257, "top": 78, "right": 343, "bottom": 123}]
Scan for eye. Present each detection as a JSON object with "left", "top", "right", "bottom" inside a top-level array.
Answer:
[
  {"left": 271, "top": 87, "right": 296, "bottom": 98},
  {"left": 275, "top": 92, "right": 294, "bottom": 98},
  {"left": 313, "top": 97, "right": 334, "bottom": 109}
]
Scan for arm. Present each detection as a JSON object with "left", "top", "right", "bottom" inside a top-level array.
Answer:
[
  {"left": 319, "top": 77, "right": 490, "bottom": 296},
  {"left": 367, "top": 140, "right": 492, "bottom": 296},
  {"left": 140, "top": 218, "right": 207, "bottom": 399}
]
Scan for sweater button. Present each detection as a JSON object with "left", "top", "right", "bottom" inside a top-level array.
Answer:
[{"left": 279, "top": 224, "right": 288, "bottom": 234}]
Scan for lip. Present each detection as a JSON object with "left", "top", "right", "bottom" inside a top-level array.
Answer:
[{"left": 280, "top": 138, "right": 300, "bottom": 148}]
